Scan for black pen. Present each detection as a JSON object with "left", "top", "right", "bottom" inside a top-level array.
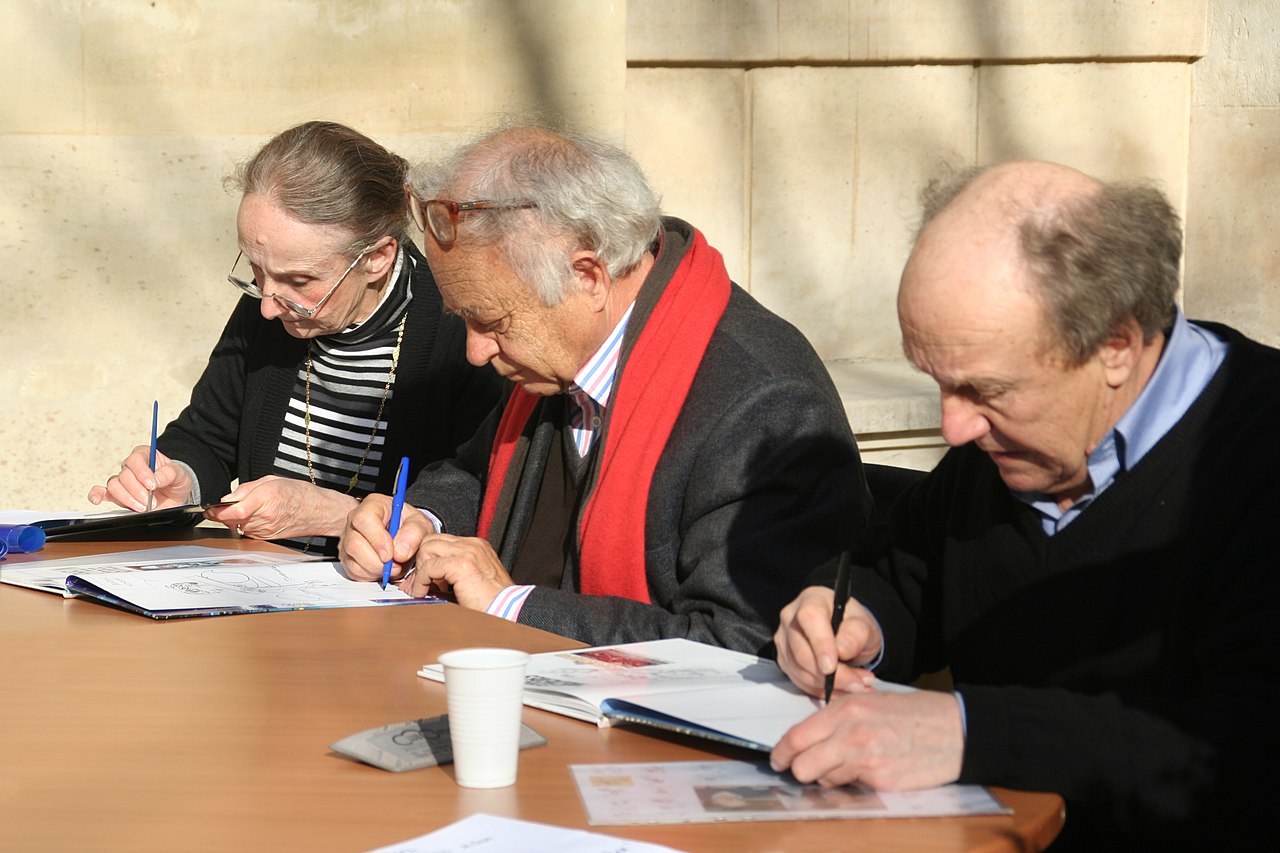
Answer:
[{"left": 824, "top": 552, "right": 852, "bottom": 704}]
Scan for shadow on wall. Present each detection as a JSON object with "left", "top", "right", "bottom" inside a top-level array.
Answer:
[{"left": 1, "top": 1, "right": 580, "bottom": 510}]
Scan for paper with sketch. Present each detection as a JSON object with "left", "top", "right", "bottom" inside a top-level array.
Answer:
[
  {"left": 363, "top": 813, "right": 688, "bottom": 853},
  {"left": 60, "top": 558, "right": 442, "bottom": 619},
  {"left": 0, "top": 545, "right": 317, "bottom": 594},
  {"left": 419, "top": 638, "right": 911, "bottom": 751},
  {"left": 572, "top": 760, "right": 1011, "bottom": 826}
]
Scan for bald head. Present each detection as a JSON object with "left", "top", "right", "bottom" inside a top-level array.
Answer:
[
  {"left": 897, "top": 160, "right": 1180, "bottom": 503},
  {"left": 903, "top": 160, "right": 1181, "bottom": 366},
  {"left": 919, "top": 160, "right": 1103, "bottom": 237}
]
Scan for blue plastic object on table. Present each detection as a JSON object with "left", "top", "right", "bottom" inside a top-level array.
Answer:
[{"left": 0, "top": 524, "right": 47, "bottom": 554}]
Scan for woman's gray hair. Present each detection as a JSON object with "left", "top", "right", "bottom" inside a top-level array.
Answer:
[
  {"left": 227, "top": 120, "right": 410, "bottom": 258},
  {"left": 411, "top": 126, "right": 662, "bottom": 305},
  {"left": 918, "top": 166, "right": 1181, "bottom": 366}
]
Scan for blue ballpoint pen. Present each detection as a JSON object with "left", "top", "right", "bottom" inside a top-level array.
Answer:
[
  {"left": 382, "top": 457, "right": 410, "bottom": 590},
  {"left": 146, "top": 400, "right": 159, "bottom": 512}
]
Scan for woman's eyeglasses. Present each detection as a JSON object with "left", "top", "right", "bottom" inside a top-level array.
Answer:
[{"left": 227, "top": 246, "right": 371, "bottom": 318}]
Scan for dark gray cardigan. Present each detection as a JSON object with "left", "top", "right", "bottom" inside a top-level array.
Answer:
[{"left": 410, "top": 219, "right": 870, "bottom": 654}]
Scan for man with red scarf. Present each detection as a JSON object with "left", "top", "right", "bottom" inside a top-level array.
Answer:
[{"left": 338, "top": 126, "right": 867, "bottom": 654}]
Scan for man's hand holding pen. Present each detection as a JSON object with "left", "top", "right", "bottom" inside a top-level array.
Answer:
[
  {"left": 774, "top": 583, "right": 881, "bottom": 698},
  {"left": 769, "top": 578, "right": 965, "bottom": 792},
  {"left": 339, "top": 495, "right": 515, "bottom": 608}
]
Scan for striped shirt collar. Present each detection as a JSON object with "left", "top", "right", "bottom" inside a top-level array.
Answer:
[
  {"left": 566, "top": 303, "right": 635, "bottom": 456},
  {"left": 569, "top": 302, "right": 636, "bottom": 410},
  {"left": 330, "top": 245, "right": 411, "bottom": 346}
]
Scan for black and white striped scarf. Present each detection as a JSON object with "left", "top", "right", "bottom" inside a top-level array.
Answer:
[{"left": 272, "top": 248, "right": 413, "bottom": 552}]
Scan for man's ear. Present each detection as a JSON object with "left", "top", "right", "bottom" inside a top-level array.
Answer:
[
  {"left": 1099, "top": 317, "right": 1146, "bottom": 388},
  {"left": 363, "top": 238, "right": 399, "bottom": 279},
  {"left": 570, "top": 250, "right": 611, "bottom": 311}
]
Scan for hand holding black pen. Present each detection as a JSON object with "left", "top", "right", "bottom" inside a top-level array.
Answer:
[{"left": 824, "top": 552, "right": 852, "bottom": 704}]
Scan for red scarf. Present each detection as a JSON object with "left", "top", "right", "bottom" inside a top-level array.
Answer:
[{"left": 477, "top": 228, "right": 730, "bottom": 602}]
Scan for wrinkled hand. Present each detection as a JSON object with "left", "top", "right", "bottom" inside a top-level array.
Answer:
[
  {"left": 339, "top": 494, "right": 432, "bottom": 585},
  {"left": 397, "top": 533, "right": 514, "bottom": 609},
  {"left": 775, "top": 585, "right": 882, "bottom": 697},
  {"left": 88, "top": 445, "right": 193, "bottom": 511},
  {"left": 338, "top": 496, "right": 513, "bottom": 608},
  {"left": 204, "top": 476, "right": 358, "bottom": 540},
  {"left": 770, "top": 689, "right": 964, "bottom": 790}
]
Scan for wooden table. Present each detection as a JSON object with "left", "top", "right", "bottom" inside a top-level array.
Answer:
[{"left": 0, "top": 536, "right": 1063, "bottom": 852}]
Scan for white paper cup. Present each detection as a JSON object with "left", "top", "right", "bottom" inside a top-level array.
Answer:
[{"left": 437, "top": 647, "right": 530, "bottom": 788}]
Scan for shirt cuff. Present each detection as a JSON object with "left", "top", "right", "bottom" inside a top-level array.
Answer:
[
  {"left": 418, "top": 508, "right": 444, "bottom": 533},
  {"left": 169, "top": 460, "right": 200, "bottom": 505},
  {"left": 954, "top": 690, "right": 968, "bottom": 739},
  {"left": 861, "top": 608, "right": 887, "bottom": 671},
  {"left": 486, "top": 585, "right": 535, "bottom": 622}
]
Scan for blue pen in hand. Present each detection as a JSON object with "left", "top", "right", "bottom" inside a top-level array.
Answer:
[
  {"left": 382, "top": 456, "right": 410, "bottom": 590},
  {"left": 146, "top": 400, "right": 159, "bottom": 513}
]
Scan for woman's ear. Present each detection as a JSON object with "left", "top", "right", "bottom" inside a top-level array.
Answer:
[{"left": 364, "top": 238, "right": 399, "bottom": 278}]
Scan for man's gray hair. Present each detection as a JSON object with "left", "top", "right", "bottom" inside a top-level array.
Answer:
[
  {"left": 919, "top": 166, "right": 1182, "bottom": 366},
  {"left": 411, "top": 126, "right": 662, "bottom": 305}
]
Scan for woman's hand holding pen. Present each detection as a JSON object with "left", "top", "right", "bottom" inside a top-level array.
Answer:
[
  {"left": 88, "top": 445, "right": 194, "bottom": 512},
  {"left": 206, "top": 476, "right": 358, "bottom": 540}
]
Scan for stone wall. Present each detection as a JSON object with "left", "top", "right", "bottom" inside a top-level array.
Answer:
[{"left": 1, "top": 0, "right": 1274, "bottom": 508}]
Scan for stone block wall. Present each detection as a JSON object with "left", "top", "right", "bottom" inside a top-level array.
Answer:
[{"left": 2, "top": 0, "right": 1274, "bottom": 507}]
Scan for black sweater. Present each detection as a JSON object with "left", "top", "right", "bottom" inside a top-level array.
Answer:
[
  {"left": 847, "top": 322, "right": 1280, "bottom": 848},
  {"left": 158, "top": 242, "right": 505, "bottom": 500}
]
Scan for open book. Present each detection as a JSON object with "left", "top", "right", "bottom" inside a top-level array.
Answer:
[{"left": 419, "top": 638, "right": 911, "bottom": 752}]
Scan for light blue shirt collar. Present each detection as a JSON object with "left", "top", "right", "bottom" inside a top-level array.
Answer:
[{"left": 1019, "top": 309, "right": 1228, "bottom": 534}]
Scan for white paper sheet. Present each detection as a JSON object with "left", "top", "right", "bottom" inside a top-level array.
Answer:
[
  {"left": 363, "top": 813, "right": 687, "bottom": 853},
  {"left": 571, "top": 760, "right": 1011, "bottom": 825},
  {"left": 0, "top": 509, "right": 126, "bottom": 525}
]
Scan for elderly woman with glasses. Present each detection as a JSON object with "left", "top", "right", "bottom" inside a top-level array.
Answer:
[{"left": 88, "top": 121, "right": 504, "bottom": 552}]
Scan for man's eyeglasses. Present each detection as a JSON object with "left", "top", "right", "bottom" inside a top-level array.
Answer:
[
  {"left": 405, "top": 186, "right": 536, "bottom": 247},
  {"left": 227, "top": 246, "right": 371, "bottom": 318}
]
